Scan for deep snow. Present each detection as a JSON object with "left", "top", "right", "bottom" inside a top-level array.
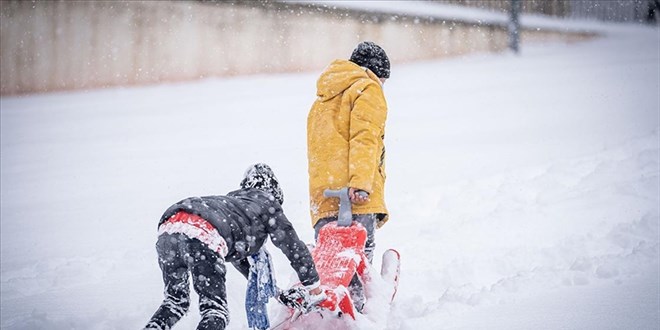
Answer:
[{"left": 1, "top": 23, "right": 659, "bottom": 330}]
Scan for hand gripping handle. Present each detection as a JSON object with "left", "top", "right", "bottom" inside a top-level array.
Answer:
[{"left": 323, "top": 188, "right": 352, "bottom": 227}]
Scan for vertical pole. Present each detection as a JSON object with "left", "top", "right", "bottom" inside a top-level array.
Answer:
[{"left": 509, "top": 0, "right": 521, "bottom": 54}]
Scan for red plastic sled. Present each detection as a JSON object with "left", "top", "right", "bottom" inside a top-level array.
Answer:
[{"left": 311, "top": 221, "right": 369, "bottom": 319}]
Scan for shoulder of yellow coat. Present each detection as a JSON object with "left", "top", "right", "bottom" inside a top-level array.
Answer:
[{"left": 317, "top": 60, "right": 374, "bottom": 101}]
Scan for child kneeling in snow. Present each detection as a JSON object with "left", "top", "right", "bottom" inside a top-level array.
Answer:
[{"left": 144, "top": 163, "right": 323, "bottom": 330}]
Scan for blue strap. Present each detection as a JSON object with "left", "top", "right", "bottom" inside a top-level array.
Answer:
[{"left": 245, "top": 247, "right": 277, "bottom": 330}]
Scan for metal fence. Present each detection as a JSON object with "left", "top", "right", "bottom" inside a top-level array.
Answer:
[
  {"left": 568, "top": 0, "right": 658, "bottom": 23},
  {"left": 429, "top": 0, "right": 567, "bottom": 16},
  {"left": 430, "top": 0, "right": 659, "bottom": 23}
]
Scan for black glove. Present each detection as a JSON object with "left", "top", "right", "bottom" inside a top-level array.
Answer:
[
  {"left": 276, "top": 286, "right": 327, "bottom": 313},
  {"left": 277, "top": 287, "right": 307, "bottom": 310}
]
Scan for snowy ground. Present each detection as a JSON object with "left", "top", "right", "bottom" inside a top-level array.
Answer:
[{"left": 1, "top": 23, "right": 659, "bottom": 329}]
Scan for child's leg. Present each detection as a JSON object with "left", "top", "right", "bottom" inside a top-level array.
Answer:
[
  {"left": 188, "top": 238, "right": 230, "bottom": 330},
  {"left": 353, "top": 214, "right": 377, "bottom": 263},
  {"left": 145, "top": 233, "right": 191, "bottom": 330},
  {"left": 348, "top": 214, "right": 377, "bottom": 312}
]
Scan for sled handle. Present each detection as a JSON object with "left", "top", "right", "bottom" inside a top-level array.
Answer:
[{"left": 323, "top": 188, "right": 367, "bottom": 227}]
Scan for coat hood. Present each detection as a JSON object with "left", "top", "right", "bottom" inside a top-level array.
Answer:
[{"left": 316, "top": 59, "right": 379, "bottom": 102}]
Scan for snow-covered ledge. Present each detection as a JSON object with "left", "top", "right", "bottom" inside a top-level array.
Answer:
[{"left": 0, "top": 0, "right": 600, "bottom": 95}]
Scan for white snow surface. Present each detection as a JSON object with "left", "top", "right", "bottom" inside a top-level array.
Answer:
[{"left": 1, "top": 24, "right": 659, "bottom": 329}]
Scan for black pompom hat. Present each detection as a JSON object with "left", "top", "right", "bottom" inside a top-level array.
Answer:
[
  {"left": 240, "top": 163, "right": 284, "bottom": 205},
  {"left": 349, "top": 41, "right": 390, "bottom": 79}
]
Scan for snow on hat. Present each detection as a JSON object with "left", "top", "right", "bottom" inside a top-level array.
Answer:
[
  {"left": 349, "top": 41, "right": 390, "bottom": 79},
  {"left": 240, "top": 163, "right": 284, "bottom": 205}
]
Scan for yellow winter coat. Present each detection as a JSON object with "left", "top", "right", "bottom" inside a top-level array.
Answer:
[{"left": 307, "top": 59, "right": 389, "bottom": 228}]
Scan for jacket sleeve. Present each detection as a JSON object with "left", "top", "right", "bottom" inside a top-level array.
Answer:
[
  {"left": 348, "top": 81, "right": 387, "bottom": 193},
  {"left": 231, "top": 258, "right": 251, "bottom": 280},
  {"left": 267, "top": 203, "right": 320, "bottom": 287}
]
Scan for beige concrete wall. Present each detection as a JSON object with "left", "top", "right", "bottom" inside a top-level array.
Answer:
[{"left": 0, "top": 1, "right": 594, "bottom": 95}]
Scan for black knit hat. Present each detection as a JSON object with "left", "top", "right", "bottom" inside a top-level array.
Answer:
[
  {"left": 240, "top": 163, "right": 284, "bottom": 205},
  {"left": 349, "top": 41, "right": 390, "bottom": 79}
]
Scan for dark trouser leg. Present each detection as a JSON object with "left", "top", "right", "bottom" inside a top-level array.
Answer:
[
  {"left": 187, "top": 238, "right": 229, "bottom": 330},
  {"left": 353, "top": 214, "right": 376, "bottom": 263},
  {"left": 145, "top": 233, "right": 191, "bottom": 330},
  {"left": 314, "top": 214, "right": 377, "bottom": 312}
]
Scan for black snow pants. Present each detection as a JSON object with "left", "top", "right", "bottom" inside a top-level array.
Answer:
[{"left": 145, "top": 233, "right": 229, "bottom": 330}]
